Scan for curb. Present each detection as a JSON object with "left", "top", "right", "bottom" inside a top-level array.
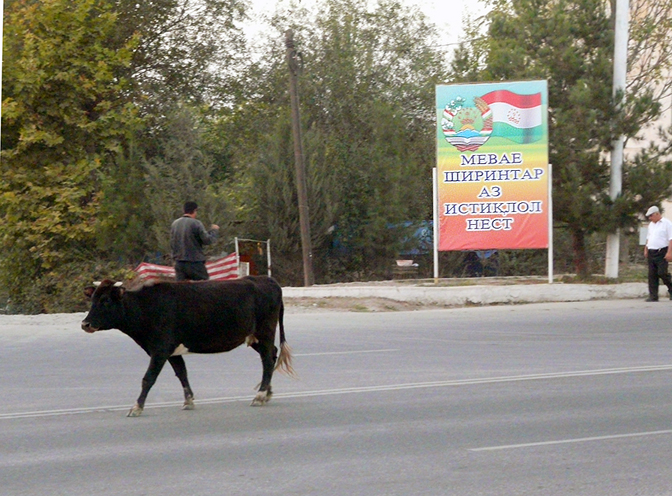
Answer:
[{"left": 282, "top": 282, "right": 650, "bottom": 306}]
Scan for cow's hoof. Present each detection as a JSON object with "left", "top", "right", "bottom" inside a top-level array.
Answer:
[
  {"left": 182, "top": 398, "right": 195, "bottom": 410},
  {"left": 250, "top": 391, "right": 270, "bottom": 406},
  {"left": 127, "top": 404, "right": 143, "bottom": 417}
]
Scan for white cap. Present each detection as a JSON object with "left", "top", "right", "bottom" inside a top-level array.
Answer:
[{"left": 646, "top": 206, "right": 660, "bottom": 217}]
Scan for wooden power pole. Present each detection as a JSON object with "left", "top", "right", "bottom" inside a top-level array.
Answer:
[{"left": 285, "top": 29, "right": 314, "bottom": 286}]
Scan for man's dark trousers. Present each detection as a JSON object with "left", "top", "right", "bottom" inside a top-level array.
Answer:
[
  {"left": 647, "top": 247, "right": 672, "bottom": 300},
  {"left": 175, "top": 261, "right": 209, "bottom": 281}
]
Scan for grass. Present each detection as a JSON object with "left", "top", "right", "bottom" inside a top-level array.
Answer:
[{"left": 558, "top": 264, "right": 647, "bottom": 284}]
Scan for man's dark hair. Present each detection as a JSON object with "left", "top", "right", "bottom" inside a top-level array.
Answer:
[{"left": 183, "top": 201, "right": 198, "bottom": 214}]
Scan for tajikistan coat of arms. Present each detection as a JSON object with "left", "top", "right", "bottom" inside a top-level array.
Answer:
[{"left": 441, "top": 96, "right": 493, "bottom": 152}]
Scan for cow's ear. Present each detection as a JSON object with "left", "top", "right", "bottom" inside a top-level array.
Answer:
[
  {"left": 84, "top": 286, "right": 96, "bottom": 299},
  {"left": 110, "top": 286, "right": 125, "bottom": 300}
]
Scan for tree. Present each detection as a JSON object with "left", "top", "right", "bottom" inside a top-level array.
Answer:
[
  {"left": 218, "top": 0, "right": 449, "bottom": 282},
  {"left": 624, "top": 0, "right": 672, "bottom": 136},
  {"left": 93, "top": 0, "right": 251, "bottom": 264},
  {"left": 142, "top": 104, "right": 230, "bottom": 258},
  {"left": 1, "top": 0, "right": 251, "bottom": 311},
  {"left": 110, "top": 0, "right": 249, "bottom": 110},
  {"left": 95, "top": 142, "right": 156, "bottom": 263},
  {"left": 1, "top": 0, "right": 140, "bottom": 310},
  {"left": 451, "top": 0, "right": 672, "bottom": 277}
]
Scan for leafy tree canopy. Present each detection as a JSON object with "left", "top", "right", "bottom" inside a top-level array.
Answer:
[
  {"left": 1, "top": 0, "right": 141, "bottom": 307},
  {"left": 1, "top": 0, "right": 248, "bottom": 310},
  {"left": 216, "top": 0, "right": 450, "bottom": 281}
]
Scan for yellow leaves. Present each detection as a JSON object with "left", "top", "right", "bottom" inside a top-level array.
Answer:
[
  {"left": 0, "top": 155, "right": 101, "bottom": 272},
  {"left": 21, "top": 125, "right": 65, "bottom": 148},
  {"left": 2, "top": 0, "right": 139, "bottom": 275},
  {"left": 1, "top": 98, "right": 22, "bottom": 121}
]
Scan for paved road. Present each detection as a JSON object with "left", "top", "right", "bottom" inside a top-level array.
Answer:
[{"left": 2, "top": 300, "right": 672, "bottom": 495}]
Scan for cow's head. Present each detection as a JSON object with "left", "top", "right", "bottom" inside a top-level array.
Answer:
[{"left": 81, "top": 280, "right": 125, "bottom": 333}]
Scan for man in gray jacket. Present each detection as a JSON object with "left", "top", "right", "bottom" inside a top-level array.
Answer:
[{"left": 170, "top": 201, "right": 219, "bottom": 281}]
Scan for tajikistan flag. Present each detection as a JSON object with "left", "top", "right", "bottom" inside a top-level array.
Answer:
[{"left": 480, "top": 90, "right": 543, "bottom": 144}]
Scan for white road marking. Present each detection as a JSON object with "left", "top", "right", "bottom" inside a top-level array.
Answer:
[
  {"left": 294, "top": 348, "right": 399, "bottom": 357},
  {"left": 470, "top": 430, "right": 672, "bottom": 452},
  {"left": 3, "top": 364, "right": 672, "bottom": 420}
]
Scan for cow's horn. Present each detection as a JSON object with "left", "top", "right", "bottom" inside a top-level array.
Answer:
[{"left": 92, "top": 281, "right": 123, "bottom": 287}]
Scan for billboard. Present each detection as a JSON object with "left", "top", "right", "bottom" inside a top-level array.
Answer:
[{"left": 436, "top": 80, "right": 549, "bottom": 251}]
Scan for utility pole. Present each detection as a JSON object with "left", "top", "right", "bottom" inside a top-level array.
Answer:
[
  {"left": 605, "top": 0, "right": 629, "bottom": 279},
  {"left": 285, "top": 29, "right": 314, "bottom": 286}
]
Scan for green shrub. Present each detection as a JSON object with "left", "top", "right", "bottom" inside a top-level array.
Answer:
[{"left": 2, "top": 261, "right": 134, "bottom": 315}]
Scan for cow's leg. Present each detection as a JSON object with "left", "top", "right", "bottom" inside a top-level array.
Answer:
[
  {"left": 129, "top": 355, "right": 168, "bottom": 417},
  {"left": 168, "top": 355, "right": 195, "bottom": 410},
  {"left": 250, "top": 341, "right": 278, "bottom": 406}
]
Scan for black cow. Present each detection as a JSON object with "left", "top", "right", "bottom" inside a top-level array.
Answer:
[{"left": 82, "top": 276, "right": 294, "bottom": 417}]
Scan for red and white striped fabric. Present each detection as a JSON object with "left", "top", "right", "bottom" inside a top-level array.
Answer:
[
  {"left": 134, "top": 253, "right": 239, "bottom": 282},
  {"left": 204, "top": 253, "right": 239, "bottom": 280}
]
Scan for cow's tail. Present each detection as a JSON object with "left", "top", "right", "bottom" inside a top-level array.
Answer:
[{"left": 274, "top": 300, "right": 297, "bottom": 378}]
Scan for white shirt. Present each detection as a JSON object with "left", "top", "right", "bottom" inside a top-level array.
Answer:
[{"left": 647, "top": 217, "right": 672, "bottom": 250}]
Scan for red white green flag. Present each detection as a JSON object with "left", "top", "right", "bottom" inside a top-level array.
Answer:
[{"left": 480, "top": 90, "right": 543, "bottom": 144}]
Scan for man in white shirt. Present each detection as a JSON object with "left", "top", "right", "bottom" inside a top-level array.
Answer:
[{"left": 644, "top": 205, "right": 672, "bottom": 302}]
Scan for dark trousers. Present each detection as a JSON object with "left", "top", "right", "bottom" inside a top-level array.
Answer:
[
  {"left": 647, "top": 247, "right": 672, "bottom": 299},
  {"left": 175, "top": 261, "right": 209, "bottom": 281}
]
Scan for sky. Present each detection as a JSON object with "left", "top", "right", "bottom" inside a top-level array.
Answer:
[
  {"left": 245, "top": 0, "right": 468, "bottom": 47},
  {"left": 410, "top": 0, "right": 466, "bottom": 46}
]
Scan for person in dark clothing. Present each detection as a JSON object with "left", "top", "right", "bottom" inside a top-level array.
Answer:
[{"left": 170, "top": 201, "right": 219, "bottom": 281}]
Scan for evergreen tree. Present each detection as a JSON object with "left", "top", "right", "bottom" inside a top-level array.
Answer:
[
  {"left": 451, "top": 0, "right": 672, "bottom": 277},
  {"left": 143, "top": 105, "right": 230, "bottom": 258}
]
